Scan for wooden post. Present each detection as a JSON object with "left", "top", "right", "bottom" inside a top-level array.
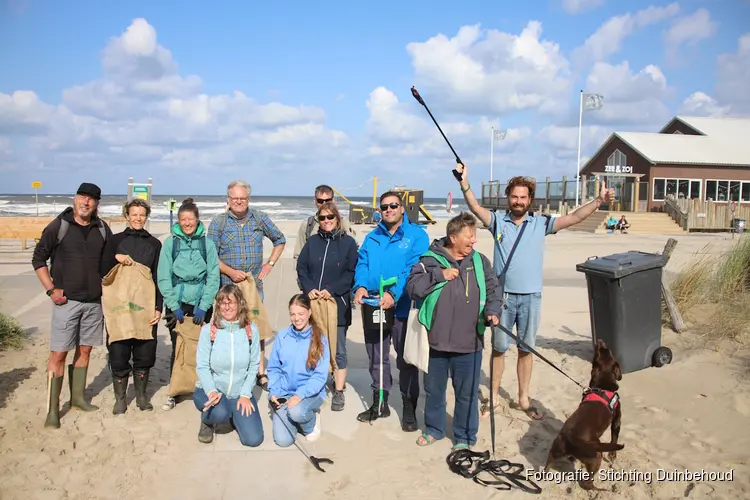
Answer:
[
  {"left": 660, "top": 238, "right": 685, "bottom": 333},
  {"left": 633, "top": 180, "right": 640, "bottom": 213},
  {"left": 545, "top": 176, "right": 551, "bottom": 207}
]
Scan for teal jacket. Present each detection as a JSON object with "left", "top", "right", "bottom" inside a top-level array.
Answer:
[
  {"left": 195, "top": 320, "right": 261, "bottom": 399},
  {"left": 157, "top": 222, "right": 220, "bottom": 312}
]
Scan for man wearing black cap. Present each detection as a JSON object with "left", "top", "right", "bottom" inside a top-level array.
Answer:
[{"left": 32, "top": 182, "right": 113, "bottom": 429}]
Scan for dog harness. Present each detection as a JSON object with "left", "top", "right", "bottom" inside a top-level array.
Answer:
[{"left": 581, "top": 388, "right": 620, "bottom": 412}]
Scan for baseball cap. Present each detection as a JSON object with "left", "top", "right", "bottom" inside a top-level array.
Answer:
[{"left": 76, "top": 182, "right": 102, "bottom": 200}]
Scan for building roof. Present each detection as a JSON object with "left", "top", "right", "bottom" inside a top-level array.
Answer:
[{"left": 586, "top": 115, "right": 750, "bottom": 169}]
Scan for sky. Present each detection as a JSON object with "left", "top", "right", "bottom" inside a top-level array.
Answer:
[{"left": 1, "top": 0, "right": 749, "bottom": 197}]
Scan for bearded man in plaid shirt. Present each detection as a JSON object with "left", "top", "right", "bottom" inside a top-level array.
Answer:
[{"left": 207, "top": 179, "right": 286, "bottom": 391}]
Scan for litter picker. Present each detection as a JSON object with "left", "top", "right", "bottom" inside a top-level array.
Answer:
[
  {"left": 269, "top": 402, "right": 333, "bottom": 472},
  {"left": 410, "top": 86, "right": 464, "bottom": 182},
  {"left": 362, "top": 275, "right": 398, "bottom": 422}
]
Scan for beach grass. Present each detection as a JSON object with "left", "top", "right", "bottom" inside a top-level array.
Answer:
[
  {"left": 666, "top": 236, "right": 750, "bottom": 344},
  {"left": 0, "top": 303, "right": 25, "bottom": 351}
]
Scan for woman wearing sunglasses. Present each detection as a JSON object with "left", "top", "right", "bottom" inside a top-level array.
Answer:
[{"left": 295, "top": 201, "right": 358, "bottom": 411}]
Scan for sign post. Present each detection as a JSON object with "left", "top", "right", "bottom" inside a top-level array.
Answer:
[
  {"left": 164, "top": 198, "right": 177, "bottom": 229},
  {"left": 127, "top": 177, "right": 153, "bottom": 230},
  {"left": 31, "top": 181, "right": 42, "bottom": 216}
]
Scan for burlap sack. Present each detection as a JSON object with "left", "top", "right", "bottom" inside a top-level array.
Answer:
[
  {"left": 237, "top": 278, "right": 274, "bottom": 340},
  {"left": 168, "top": 321, "right": 202, "bottom": 397},
  {"left": 101, "top": 262, "right": 156, "bottom": 345},
  {"left": 310, "top": 296, "right": 338, "bottom": 373}
]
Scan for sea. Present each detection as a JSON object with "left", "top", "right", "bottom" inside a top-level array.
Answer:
[{"left": 0, "top": 193, "right": 467, "bottom": 223}]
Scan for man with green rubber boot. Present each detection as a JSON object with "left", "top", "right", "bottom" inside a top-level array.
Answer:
[
  {"left": 32, "top": 182, "right": 113, "bottom": 429},
  {"left": 406, "top": 212, "right": 504, "bottom": 450},
  {"left": 353, "top": 191, "right": 429, "bottom": 430}
]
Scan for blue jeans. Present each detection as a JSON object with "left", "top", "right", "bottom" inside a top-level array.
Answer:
[
  {"left": 423, "top": 349, "right": 482, "bottom": 446},
  {"left": 271, "top": 395, "right": 324, "bottom": 448},
  {"left": 492, "top": 292, "right": 542, "bottom": 353},
  {"left": 193, "top": 387, "right": 264, "bottom": 447}
]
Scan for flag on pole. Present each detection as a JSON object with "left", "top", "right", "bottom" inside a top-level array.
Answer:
[
  {"left": 583, "top": 93, "right": 604, "bottom": 111},
  {"left": 493, "top": 129, "right": 507, "bottom": 140}
]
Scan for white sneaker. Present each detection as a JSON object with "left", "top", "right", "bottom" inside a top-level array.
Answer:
[
  {"left": 306, "top": 413, "right": 322, "bottom": 442},
  {"left": 161, "top": 396, "right": 176, "bottom": 411}
]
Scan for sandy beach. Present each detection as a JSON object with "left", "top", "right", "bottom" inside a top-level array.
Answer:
[{"left": 1, "top": 218, "right": 749, "bottom": 500}]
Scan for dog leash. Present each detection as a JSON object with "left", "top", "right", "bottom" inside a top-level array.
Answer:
[{"left": 447, "top": 449, "right": 542, "bottom": 494}]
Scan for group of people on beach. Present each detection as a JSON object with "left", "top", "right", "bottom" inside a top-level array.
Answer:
[{"left": 32, "top": 165, "right": 612, "bottom": 450}]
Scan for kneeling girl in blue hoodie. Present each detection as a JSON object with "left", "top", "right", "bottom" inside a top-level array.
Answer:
[
  {"left": 194, "top": 284, "right": 263, "bottom": 446},
  {"left": 268, "top": 294, "right": 330, "bottom": 447}
]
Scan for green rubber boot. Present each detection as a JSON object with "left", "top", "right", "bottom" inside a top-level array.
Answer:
[
  {"left": 44, "top": 371, "right": 63, "bottom": 429},
  {"left": 68, "top": 364, "right": 99, "bottom": 412}
]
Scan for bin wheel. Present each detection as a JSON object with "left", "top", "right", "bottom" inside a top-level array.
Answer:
[{"left": 652, "top": 347, "right": 673, "bottom": 367}]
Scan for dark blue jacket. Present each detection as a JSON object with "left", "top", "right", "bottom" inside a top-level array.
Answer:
[{"left": 296, "top": 229, "right": 358, "bottom": 327}]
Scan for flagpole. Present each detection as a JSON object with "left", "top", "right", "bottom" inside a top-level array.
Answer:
[
  {"left": 490, "top": 126, "right": 495, "bottom": 182},
  {"left": 575, "top": 89, "right": 584, "bottom": 207}
]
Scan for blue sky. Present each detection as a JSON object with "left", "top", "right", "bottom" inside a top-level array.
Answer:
[{"left": 1, "top": 0, "right": 749, "bottom": 197}]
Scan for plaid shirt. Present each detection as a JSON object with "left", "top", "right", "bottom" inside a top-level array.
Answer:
[{"left": 207, "top": 209, "right": 286, "bottom": 291}]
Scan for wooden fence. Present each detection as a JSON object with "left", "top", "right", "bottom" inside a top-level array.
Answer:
[{"left": 665, "top": 196, "right": 749, "bottom": 231}]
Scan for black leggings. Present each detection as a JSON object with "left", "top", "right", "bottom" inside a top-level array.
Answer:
[{"left": 107, "top": 325, "right": 158, "bottom": 378}]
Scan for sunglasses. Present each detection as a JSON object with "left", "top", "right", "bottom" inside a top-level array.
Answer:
[
  {"left": 318, "top": 214, "right": 336, "bottom": 221},
  {"left": 380, "top": 202, "right": 401, "bottom": 211},
  {"left": 316, "top": 198, "right": 333, "bottom": 204}
]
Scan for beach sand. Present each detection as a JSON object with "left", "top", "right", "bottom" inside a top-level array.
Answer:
[{"left": 1, "top": 219, "right": 749, "bottom": 499}]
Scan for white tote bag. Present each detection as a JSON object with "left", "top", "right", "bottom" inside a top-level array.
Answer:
[{"left": 404, "top": 302, "right": 430, "bottom": 373}]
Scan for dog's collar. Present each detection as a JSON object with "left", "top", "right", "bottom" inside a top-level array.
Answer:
[{"left": 581, "top": 387, "right": 620, "bottom": 412}]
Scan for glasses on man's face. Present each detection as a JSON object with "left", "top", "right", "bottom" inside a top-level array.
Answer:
[
  {"left": 380, "top": 202, "right": 401, "bottom": 212},
  {"left": 229, "top": 197, "right": 248, "bottom": 203},
  {"left": 316, "top": 197, "right": 333, "bottom": 204},
  {"left": 318, "top": 214, "right": 336, "bottom": 221}
]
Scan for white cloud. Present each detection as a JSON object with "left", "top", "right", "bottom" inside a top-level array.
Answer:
[
  {"left": 679, "top": 33, "right": 750, "bottom": 116},
  {"left": 405, "top": 22, "right": 572, "bottom": 115},
  {"left": 0, "top": 18, "right": 351, "bottom": 192},
  {"left": 584, "top": 61, "right": 672, "bottom": 125},
  {"left": 562, "top": 0, "right": 605, "bottom": 15},
  {"left": 665, "top": 8, "right": 718, "bottom": 62},
  {"left": 678, "top": 91, "right": 730, "bottom": 117},
  {"left": 572, "top": 3, "right": 680, "bottom": 65}
]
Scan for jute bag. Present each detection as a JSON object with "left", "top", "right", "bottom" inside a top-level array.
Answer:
[
  {"left": 404, "top": 302, "right": 430, "bottom": 373},
  {"left": 168, "top": 320, "right": 202, "bottom": 397},
  {"left": 237, "top": 278, "right": 274, "bottom": 340},
  {"left": 101, "top": 262, "right": 155, "bottom": 344},
  {"left": 310, "top": 296, "right": 338, "bottom": 373}
]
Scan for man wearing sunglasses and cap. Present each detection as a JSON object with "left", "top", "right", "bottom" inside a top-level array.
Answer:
[
  {"left": 32, "top": 182, "right": 113, "bottom": 429},
  {"left": 293, "top": 184, "right": 355, "bottom": 259},
  {"left": 352, "top": 190, "right": 429, "bottom": 431}
]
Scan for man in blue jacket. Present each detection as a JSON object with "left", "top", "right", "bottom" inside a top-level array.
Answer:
[{"left": 353, "top": 190, "right": 429, "bottom": 431}]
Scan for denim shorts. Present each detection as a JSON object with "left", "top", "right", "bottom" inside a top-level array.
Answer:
[{"left": 492, "top": 292, "right": 542, "bottom": 353}]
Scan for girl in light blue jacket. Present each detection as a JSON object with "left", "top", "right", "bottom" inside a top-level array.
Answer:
[
  {"left": 194, "top": 284, "right": 263, "bottom": 447},
  {"left": 268, "top": 293, "right": 330, "bottom": 447}
]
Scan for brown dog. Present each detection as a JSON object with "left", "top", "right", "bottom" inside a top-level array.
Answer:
[{"left": 544, "top": 338, "right": 624, "bottom": 490}]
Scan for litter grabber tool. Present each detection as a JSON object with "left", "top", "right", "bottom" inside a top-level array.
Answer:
[
  {"left": 269, "top": 401, "right": 333, "bottom": 472},
  {"left": 361, "top": 275, "right": 398, "bottom": 424},
  {"left": 410, "top": 86, "right": 464, "bottom": 182}
]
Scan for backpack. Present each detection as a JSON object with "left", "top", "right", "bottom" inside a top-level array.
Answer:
[
  {"left": 304, "top": 215, "right": 316, "bottom": 239},
  {"left": 172, "top": 235, "right": 207, "bottom": 264}
]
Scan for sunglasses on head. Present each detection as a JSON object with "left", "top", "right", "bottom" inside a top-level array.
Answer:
[
  {"left": 380, "top": 202, "right": 401, "bottom": 211},
  {"left": 318, "top": 214, "right": 336, "bottom": 221},
  {"left": 316, "top": 198, "right": 333, "bottom": 204}
]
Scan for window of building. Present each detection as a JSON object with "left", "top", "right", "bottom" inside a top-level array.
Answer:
[
  {"left": 652, "top": 178, "right": 702, "bottom": 201},
  {"left": 607, "top": 149, "right": 627, "bottom": 167},
  {"left": 705, "top": 179, "right": 750, "bottom": 202}
]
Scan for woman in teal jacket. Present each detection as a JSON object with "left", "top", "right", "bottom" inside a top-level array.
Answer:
[
  {"left": 194, "top": 284, "right": 263, "bottom": 446},
  {"left": 268, "top": 294, "right": 330, "bottom": 447},
  {"left": 157, "top": 198, "right": 221, "bottom": 410}
]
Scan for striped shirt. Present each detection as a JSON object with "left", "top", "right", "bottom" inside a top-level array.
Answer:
[{"left": 207, "top": 209, "right": 286, "bottom": 292}]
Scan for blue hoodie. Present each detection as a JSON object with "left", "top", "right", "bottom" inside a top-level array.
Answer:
[
  {"left": 353, "top": 216, "right": 429, "bottom": 318},
  {"left": 195, "top": 320, "right": 261, "bottom": 400},
  {"left": 267, "top": 324, "right": 330, "bottom": 401}
]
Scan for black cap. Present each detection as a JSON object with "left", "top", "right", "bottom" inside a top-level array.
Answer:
[{"left": 76, "top": 182, "right": 101, "bottom": 200}]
